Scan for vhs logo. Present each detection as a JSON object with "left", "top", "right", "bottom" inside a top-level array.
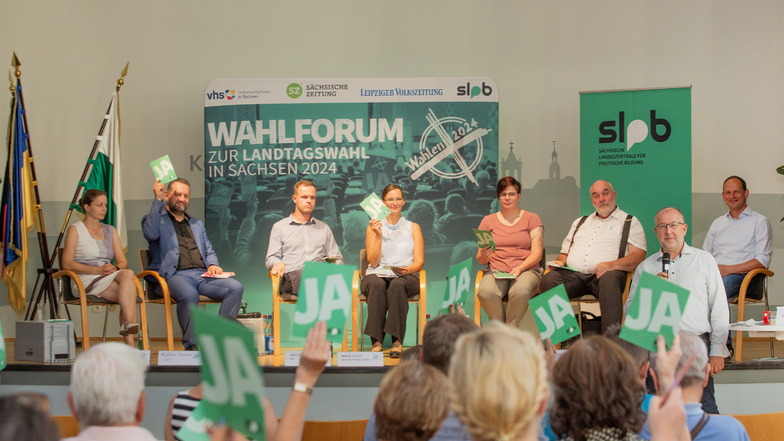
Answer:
[{"left": 206, "top": 89, "right": 236, "bottom": 100}]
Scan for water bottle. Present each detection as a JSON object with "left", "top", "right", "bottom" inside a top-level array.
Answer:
[{"left": 264, "top": 315, "right": 274, "bottom": 355}]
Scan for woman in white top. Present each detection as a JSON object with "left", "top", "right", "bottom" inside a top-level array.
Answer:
[
  {"left": 62, "top": 189, "right": 139, "bottom": 346},
  {"left": 363, "top": 184, "right": 425, "bottom": 358}
]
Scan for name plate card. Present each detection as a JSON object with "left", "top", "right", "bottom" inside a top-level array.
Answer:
[
  {"left": 138, "top": 350, "right": 151, "bottom": 365},
  {"left": 158, "top": 351, "right": 202, "bottom": 366},
  {"left": 337, "top": 351, "right": 384, "bottom": 367},
  {"left": 284, "top": 350, "right": 332, "bottom": 367}
]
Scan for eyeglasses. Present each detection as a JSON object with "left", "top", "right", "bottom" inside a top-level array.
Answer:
[
  {"left": 499, "top": 192, "right": 518, "bottom": 198},
  {"left": 384, "top": 198, "right": 403, "bottom": 203},
  {"left": 654, "top": 222, "right": 686, "bottom": 230}
]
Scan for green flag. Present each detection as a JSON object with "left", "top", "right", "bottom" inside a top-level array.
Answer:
[{"left": 79, "top": 91, "right": 126, "bottom": 248}]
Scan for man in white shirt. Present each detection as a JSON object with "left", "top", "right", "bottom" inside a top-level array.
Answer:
[
  {"left": 64, "top": 343, "right": 157, "bottom": 441},
  {"left": 703, "top": 176, "right": 772, "bottom": 357},
  {"left": 540, "top": 180, "right": 647, "bottom": 332},
  {"left": 266, "top": 180, "right": 343, "bottom": 296},
  {"left": 628, "top": 207, "right": 729, "bottom": 414}
]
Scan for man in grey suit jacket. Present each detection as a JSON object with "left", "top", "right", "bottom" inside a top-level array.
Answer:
[{"left": 142, "top": 178, "right": 243, "bottom": 350}]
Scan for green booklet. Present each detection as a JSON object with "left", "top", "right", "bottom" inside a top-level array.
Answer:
[
  {"left": 546, "top": 261, "right": 578, "bottom": 272},
  {"left": 192, "top": 308, "right": 267, "bottom": 440},
  {"left": 492, "top": 271, "right": 515, "bottom": 279},
  {"left": 620, "top": 272, "right": 690, "bottom": 352},
  {"left": 360, "top": 192, "right": 391, "bottom": 220},
  {"left": 473, "top": 229, "right": 496, "bottom": 250},
  {"left": 529, "top": 285, "right": 581, "bottom": 345}
]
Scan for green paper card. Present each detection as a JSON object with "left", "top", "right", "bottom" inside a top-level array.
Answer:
[
  {"left": 150, "top": 155, "right": 178, "bottom": 184},
  {"left": 360, "top": 192, "right": 391, "bottom": 220},
  {"left": 293, "top": 261, "right": 354, "bottom": 344},
  {"left": 529, "top": 285, "right": 581, "bottom": 345},
  {"left": 620, "top": 272, "right": 690, "bottom": 353},
  {"left": 473, "top": 229, "right": 496, "bottom": 250},
  {"left": 440, "top": 258, "right": 473, "bottom": 315},
  {"left": 192, "top": 308, "right": 267, "bottom": 440}
]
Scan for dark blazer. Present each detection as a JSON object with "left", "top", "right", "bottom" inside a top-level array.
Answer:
[{"left": 141, "top": 199, "right": 219, "bottom": 280}]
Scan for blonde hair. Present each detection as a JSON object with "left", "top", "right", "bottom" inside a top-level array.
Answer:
[
  {"left": 449, "top": 322, "right": 547, "bottom": 441},
  {"left": 374, "top": 361, "right": 450, "bottom": 441}
]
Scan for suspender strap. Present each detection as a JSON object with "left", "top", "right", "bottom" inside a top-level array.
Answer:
[
  {"left": 690, "top": 412, "right": 710, "bottom": 439},
  {"left": 566, "top": 215, "right": 589, "bottom": 255},
  {"left": 618, "top": 214, "right": 633, "bottom": 259}
]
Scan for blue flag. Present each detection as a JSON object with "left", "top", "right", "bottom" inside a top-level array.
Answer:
[{"left": 1, "top": 83, "right": 35, "bottom": 312}]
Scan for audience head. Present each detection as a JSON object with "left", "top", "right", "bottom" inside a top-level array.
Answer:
[
  {"left": 476, "top": 170, "right": 491, "bottom": 188},
  {"left": 604, "top": 324, "right": 651, "bottom": 384},
  {"left": 444, "top": 194, "right": 466, "bottom": 215},
  {"left": 374, "top": 361, "right": 450, "bottom": 441},
  {"left": 422, "top": 313, "right": 478, "bottom": 373},
  {"left": 406, "top": 200, "right": 439, "bottom": 227},
  {"left": 68, "top": 342, "right": 147, "bottom": 427},
  {"left": 495, "top": 176, "right": 521, "bottom": 199},
  {"left": 652, "top": 331, "right": 709, "bottom": 391},
  {"left": 550, "top": 336, "right": 645, "bottom": 440},
  {"left": 0, "top": 394, "right": 59, "bottom": 441},
  {"left": 449, "top": 322, "right": 547, "bottom": 441}
]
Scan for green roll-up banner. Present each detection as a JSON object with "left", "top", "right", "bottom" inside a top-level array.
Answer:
[{"left": 580, "top": 87, "right": 692, "bottom": 251}]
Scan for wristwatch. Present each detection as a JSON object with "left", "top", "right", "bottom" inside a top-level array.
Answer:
[{"left": 292, "top": 382, "right": 313, "bottom": 396}]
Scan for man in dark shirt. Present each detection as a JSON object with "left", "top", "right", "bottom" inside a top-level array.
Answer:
[{"left": 142, "top": 178, "right": 243, "bottom": 350}]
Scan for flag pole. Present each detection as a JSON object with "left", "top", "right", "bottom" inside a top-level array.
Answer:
[
  {"left": 24, "top": 60, "right": 129, "bottom": 321},
  {"left": 7, "top": 53, "right": 59, "bottom": 321}
]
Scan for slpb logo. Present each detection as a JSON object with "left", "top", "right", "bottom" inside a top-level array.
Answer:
[
  {"left": 206, "top": 89, "right": 236, "bottom": 100},
  {"left": 599, "top": 110, "right": 671, "bottom": 151},
  {"left": 457, "top": 82, "right": 493, "bottom": 99}
]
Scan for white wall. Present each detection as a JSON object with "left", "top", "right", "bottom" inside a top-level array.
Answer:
[{"left": 2, "top": 1, "right": 784, "bottom": 329}]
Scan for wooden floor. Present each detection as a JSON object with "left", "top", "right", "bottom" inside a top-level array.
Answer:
[{"left": 6, "top": 337, "right": 783, "bottom": 368}]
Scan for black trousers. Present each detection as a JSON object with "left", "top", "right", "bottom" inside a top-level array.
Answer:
[{"left": 361, "top": 274, "right": 419, "bottom": 344}]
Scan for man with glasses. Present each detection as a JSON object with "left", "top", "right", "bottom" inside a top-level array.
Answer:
[
  {"left": 703, "top": 176, "right": 772, "bottom": 358},
  {"left": 627, "top": 207, "right": 729, "bottom": 414},
  {"left": 540, "top": 180, "right": 646, "bottom": 332},
  {"left": 266, "top": 180, "right": 343, "bottom": 296}
]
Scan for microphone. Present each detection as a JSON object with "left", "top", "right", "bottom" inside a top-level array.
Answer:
[{"left": 662, "top": 252, "right": 671, "bottom": 275}]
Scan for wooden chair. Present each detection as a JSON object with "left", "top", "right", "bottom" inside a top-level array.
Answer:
[
  {"left": 351, "top": 249, "right": 427, "bottom": 351},
  {"left": 733, "top": 268, "right": 775, "bottom": 361},
  {"left": 301, "top": 419, "right": 368, "bottom": 441},
  {"left": 53, "top": 249, "right": 149, "bottom": 351},
  {"left": 729, "top": 412, "right": 784, "bottom": 441},
  {"left": 270, "top": 272, "right": 349, "bottom": 356},
  {"left": 51, "top": 415, "right": 80, "bottom": 438},
  {"left": 270, "top": 273, "right": 298, "bottom": 356},
  {"left": 137, "top": 249, "right": 221, "bottom": 351}
]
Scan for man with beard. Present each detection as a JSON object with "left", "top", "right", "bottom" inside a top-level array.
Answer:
[{"left": 142, "top": 178, "right": 243, "bottom": 351}]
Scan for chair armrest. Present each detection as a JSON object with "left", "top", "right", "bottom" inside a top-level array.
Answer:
[
  {"left": 136, "top": 270, "right": 171, "bottom": 302},
  {"left": 53, "top": 269, "right": 87, "bottom": 295}
]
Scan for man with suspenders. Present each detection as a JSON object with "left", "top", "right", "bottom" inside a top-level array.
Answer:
[{"left": 540, "top": 180, "right": 647, "bottom": 332}]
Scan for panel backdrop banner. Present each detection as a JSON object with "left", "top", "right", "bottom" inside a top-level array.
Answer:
[
  {"left": 580, "top": 87, "right": 692, "bottom": 251},
  {"left": 204, "top": 78, "right": 499, "bottom": 347}
]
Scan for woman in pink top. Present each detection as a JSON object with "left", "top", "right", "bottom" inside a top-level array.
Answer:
[{"left": 475, "top": 176, "right": 543, "bottom": 327}]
